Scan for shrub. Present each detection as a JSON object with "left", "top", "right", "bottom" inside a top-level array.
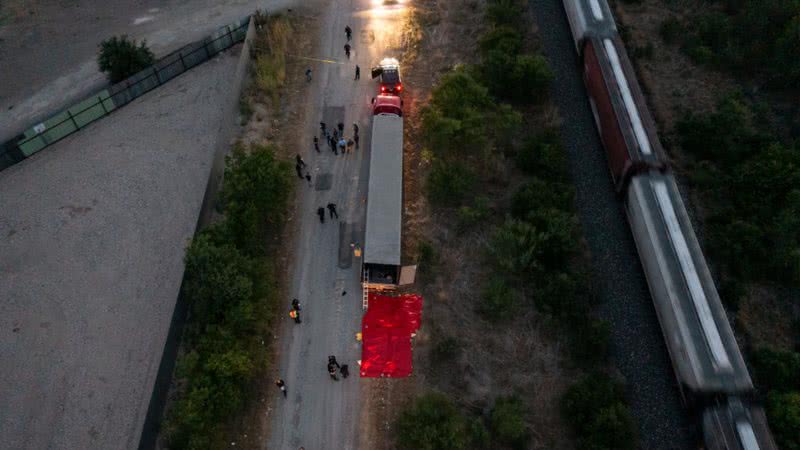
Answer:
[
  {"left": 562, "top": 374, "right": 637, "bottom": 450},
  {"left": 468, "top": 418, "right": 491, "bottom": 449},
  {"left": 221, "top": 143, "right": 293, "bottom": 254},
  {"left": 511, "top": 54, "right": 554, "bottom": 102},
  {"left": 751, "top": 348, "right": 800, "bottom": 392},
  {"left": 515, "top": 129, "right": 569, "bottom": 180},
  {"left": 418, "top": 240, "right": 439, "bottom": 269},
  {"left": 486, "top": 0, "right": 525, "bottom": 30},
  {"left": 568, "top": 318, "right": 611, "bottom": 367},
  {"left": 426, "top": 160, "right": 476, "bottom": 206},
  {"left": 396, "top": 393, "right": 468, "bottom": 450},
  {"left": 490, "top": 396, "right": 530, "bottom": 449},
  {"left": 479, "top": 26, "right": 523, "bottom": 56},
  {"left": 97, "top": 35, "right": 155, "bottom": 83},
  {"left": 767, "top": 391, "right": 800, "bottom": 450},
  {"left": 511, "top": 178, "right": 574, "bottom": 219},
  {"left": 478, "top": 276, "right": 518, "bottom": 321},
  {"left": 456, "top": 196, "right": 490, "bottom": 232}
]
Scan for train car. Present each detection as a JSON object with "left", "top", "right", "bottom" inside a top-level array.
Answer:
[
  {"left": 625, "top": 172, "right": 752, "bottom": 397},
  {"left": 702, "top": 398, "right": 777, "bottom": 450},
  {"left": 562, "top": 0, "right": 617, "bottom": 50}
]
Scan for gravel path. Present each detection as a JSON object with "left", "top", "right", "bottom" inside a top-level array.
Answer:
[
  {"left": 528, "top": 0, "right": 696, "bottom": 447},
  {"left": 0, "top": 49, "right": 241, "bottom": 450},
  {"left": 265, "top": 0, "right": 408, "bottom": 448}
]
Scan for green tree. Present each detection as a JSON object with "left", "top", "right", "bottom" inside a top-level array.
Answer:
[
  {"left": 426, "top": 160, "right": 475, "bottom": 206},
  {"left": 396, "top": 393, "right": 468, "bottom": 450},
  {"left": 511, "top": 178, "right": 574, "bottom": 219},
  {"left": 97, "top": 35, "right": 155, "bottom": 83},
  {"left": 490, "top": 396, "right": 530, "bottom": 449},
  {"left": 486, "top": 0, "right": 525, "bottom": 30},
  {"left": 562, "top": 374, "right": 637, "bottom": 450},
  {"left": 751, "top": 347, "right": 800, "bottom": 392},
  {"left": 221, "top": 143, "right": 293, "bottom": 253},
  {"left": 511, "top": 54, "right": 554, "bottom": 102}
]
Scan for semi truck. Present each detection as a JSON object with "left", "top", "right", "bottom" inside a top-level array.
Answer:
[{"left": 362, "top": 94, "right": 415, "bottom": 307}]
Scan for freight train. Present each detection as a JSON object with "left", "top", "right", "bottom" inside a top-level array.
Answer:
[{"left": 560, "top": 0, "right": 777, "bottom": 448}]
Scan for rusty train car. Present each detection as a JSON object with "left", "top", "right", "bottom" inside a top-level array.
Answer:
[{"left": 561, "top": 0, "right": 777, "bottom": 448}]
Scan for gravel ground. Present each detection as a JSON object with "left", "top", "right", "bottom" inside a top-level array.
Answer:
[
  {"left": 0, "top": 49, "right": 240, "bottom": 450},
  {"left": 0, "top": 0, "right": 293, "bottom": 142},
  {"left": 528, "top": 0, "right": 696, "bottom": 448}
]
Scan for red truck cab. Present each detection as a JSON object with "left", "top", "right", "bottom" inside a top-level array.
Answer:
[
  {"left": 371, "top": 58, "right": 402, "bottom": 95},
  {"left": 372, "top": 94, "right": 403, "bottom": 116}
]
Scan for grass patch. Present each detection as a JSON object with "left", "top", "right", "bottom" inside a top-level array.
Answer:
[{"left": 252, "top": 14, "right": 292, "bottom": 107}]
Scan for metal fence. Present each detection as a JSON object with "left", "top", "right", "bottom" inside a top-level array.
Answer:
[{"left": 0, "top": 16, "right": 251, "bottom": 172}]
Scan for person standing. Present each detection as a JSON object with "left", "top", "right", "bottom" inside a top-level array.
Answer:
[
  {"left": 346, "top": 139, "right": 354, "bottom": 153},
  {"left": 313, "top": 136, "right": 320, "bottom": 153},
  {"left": 295, "top": 164, "right": 304, "bottom": 179},
  {"left": 317, "top": 207, "right": 326, "bottom": 223},
  {"left": 354, "top": 65, "right": 360, "bottom": 80},
  {"left": 305, "top": 173, "right": 312, "bottom": 186},
  {"left": 332, "top": 128, "right": 339, "bottom": 141},
  {"left": 275, "top": 379, "right": 287, "bottom": 397},
  {"left": 337, "top": 122, "right": 344, "bottom": 135},
  {"left": 354, "top": 133, "right": 360, "bottom": 149},
  {"left": 305, "top": 68, "right": 312, "bottom": 82},
  {"left": 327, "top": 202, "right": 339, "bottom": 219},
  {"left": 353, "top": 123, "right": 359, "bottom": 135},
  {"left": 291, "top": 298, "right": 301, "bottom": 311},
  {"left": 296, "top": 154, "right": 306, "bottom": 168},
  {"left": 338, "top": 138, "right": 347, "bottom": 153},
  {"left": 289, "top": 309, "right": 301, "bottom": 323},
  {"left": 344, "top": 43, "right": 351, "bottom": 58},
  {"left": 328, "top": 135, "right": 335, "bottom": 152},
  {"left": 320, "top": 121, "right": 327, "bottom": 137},
  {"left": 345, "top": 25, "right": 352, "bottom": 41}
]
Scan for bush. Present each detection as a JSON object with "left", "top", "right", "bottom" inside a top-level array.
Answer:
[
  {"left": 479, "top": 26, "right": 523, "bottom": 56},
  {"left": 486, "top": 0, "right": 525, "bottom": 30},
  {"left": 515, "top": 129, "right": 568, "bottom": 180},
  {"left": 97, "top": 35, "right": 155, "bottom": 83},
  {"left": 478, "top": 276, "right": 518, "bottom": 321},
  {"left": 426, "top": 160, "right": 476, "bottom": 206},
  {"left": 767, "top": 391, "right": 800, "bottom": 450},
  {"left": 468, "top": 418, "right": 491, "bottom": 449},
  {"left": 511, "top": 54, "right": 554, "bottom": 102},
  {"left": 221, "top": 143, "right": 293, "bottom": 254},
  {"left": 396, "top": 393, "right": 468, "bottom": 450},
  {"left": 751, "top": 348, "right": 800, "bottom": 392},
  {"left": 418, "top": 240, "right": 439, "bottom": 269},
  {"left": 568, "top": 318, "right": 611, "bottom": 367},
  {"left": 490, "top": 396, "right": 530, "bottom": 449},
  {"left": 562, "top": 374, "right": 637, "bottom": 450},
  {"left": 456, "top": 196, "right": 490, "bottom": 232},
  {"left": 511, "top": 178, "right": 574, "bottom": 219}
]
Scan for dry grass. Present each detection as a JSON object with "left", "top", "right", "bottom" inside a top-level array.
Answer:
[{"left": 252, "top": 14, "right": 292, "bottom": 108}]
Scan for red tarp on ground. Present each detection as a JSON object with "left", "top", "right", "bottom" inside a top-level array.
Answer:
[{"left": 360, "top": 293, "right": 423, "bottom": 378}]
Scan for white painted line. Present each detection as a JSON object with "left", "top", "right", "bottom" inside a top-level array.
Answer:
[
  {"left": 736, "top": 420, "right": 760, "bottom": 450},
  {"left": 603, "top": 39, "right": 652, "bottom": 156},
  {"left": 653, "top": 179, "right": 731, "bottom": 371}
]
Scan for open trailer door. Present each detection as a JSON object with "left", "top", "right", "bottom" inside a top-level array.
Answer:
[
  {"left": 398, "top": 265, "right": 417, "bottom": 286},
  {"left": 371, "top": 66, "right": 383, "bottom": 79}
]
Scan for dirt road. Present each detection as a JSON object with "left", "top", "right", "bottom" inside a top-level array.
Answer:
[
  {"left": 0, "top": 0, "right": 294, "bottom": 141},
  {"left": 266, "top": 1, "right": 408, "bottom": 449}
]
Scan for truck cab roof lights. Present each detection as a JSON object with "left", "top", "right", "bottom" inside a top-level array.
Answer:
[
  {"left": 652, "top": 179, "right": 732, "bottom": 371},
  {"left": 603, "top": 38, "right": 652, "bottom": 156}
]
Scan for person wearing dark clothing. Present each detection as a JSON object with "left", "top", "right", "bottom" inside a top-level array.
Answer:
[
  {"left": 344, "top": 43, "right": 351, "bottom": 58},
  {"left": 328, "top": 363, "right": 338, "bottom": 380},
  {"left": 305, "top": 68, "right": 312, "bottom": 82},
  {"left": 289, "top": 309, "right": 301, "bottom": 323},
  {"left": 329, "top": 355, "right": 341, "bottom": 369},
  {"left": 332, "top": 128, "right": 338, "bottom": 140},
  {"left": 305, "top": 173, "right": 312, "bottom": 186},
  {"left": 353, "top": 123, "right": 359, "bottom": 135},
  {"left": 337, "top": 122, "right": 344, "bottom": 134},
  {"left": 354, "top": 133, "right": 360, "bottom": 149},
  {"left": 291, "top": 298, "right": 301, "bottom": 311},
  {"left": 328, "top": 135, "right": 335, "bottom": 151},
  {"left": 327, "top": 203, "right": 338, "bottom": 219},
  {"left": 275, "top": 379, "right": 287, "bottom": 397},
  {"left": 340, "top": 364, "right": 349, "bottom": 378},
  {"left": 345, "top": 25, "right": 352, "bottom": 41},
  {"left": 313, "top": 136, "right": 320, "bottom": 152},
  {"left": 296, "top": 154, "right": 306, "bottom": 168},
  {"left": 320, "top": 122, "right": 327, "bottom": 136},
  {"left": 354, "top": 65, "right": 360, "bottom": 80},
  {"left": 295, "top": 164, "right": 304, "bottom": 179},
  {"left": 346, "top": 139, "right": 354, "bottom": 153},
  {"left": 317, "top": 207, "right": 325, "bottom": 223}
]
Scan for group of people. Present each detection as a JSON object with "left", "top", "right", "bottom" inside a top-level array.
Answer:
[
  {"left": 318, "top": 121, "right": 360, "bottom": 156},
  {"left": 277, "top": 26, "right": 361, "bottom": 427}
]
